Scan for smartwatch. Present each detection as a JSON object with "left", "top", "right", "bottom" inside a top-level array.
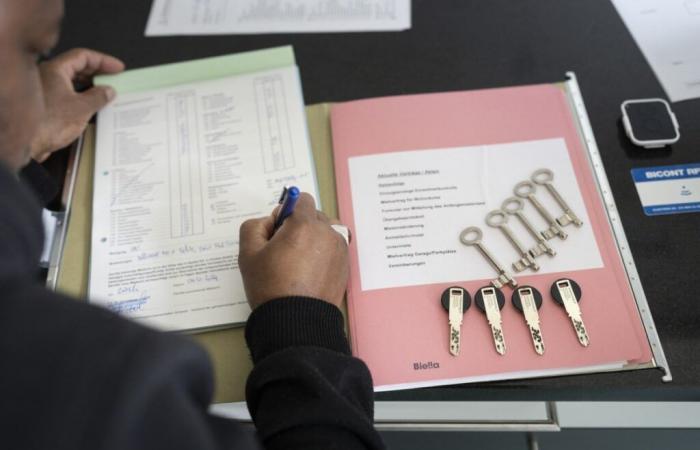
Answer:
[{"left": 621, "top": 98, "right": 680, "bottom": 149}]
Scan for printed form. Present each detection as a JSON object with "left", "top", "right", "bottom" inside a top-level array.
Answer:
[
  {"left": 348, "top": 139, "right": 603, "bottom": 291},
  {"left": 612, "top": 0, "right": 700, "bottom": 102},
  {"left": 90, "top": 66, "right": 317, "bottom": 331},
  {"left": 145, "top": 0, "right": 411, "bottom": 35}
]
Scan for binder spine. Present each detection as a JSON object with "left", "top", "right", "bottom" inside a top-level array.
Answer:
[{"left": 564, "top": 71, "right": 671, "bottom": 382}]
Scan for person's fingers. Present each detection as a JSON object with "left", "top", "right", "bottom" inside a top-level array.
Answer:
[
  {"left": 316, "top": 209, "right": 331, "bottom": 224},
  {"left": 289, "top": 193, "right": 317, "bottom": 221},
  {"left": 78, "top": 85, "right": 117, "bottom": 115},
  {"left": 51, "top": 48, "right": 125, "bottom": 79},
  {"left": 239, "top": 216, "right": 275, "bottom": 258}
]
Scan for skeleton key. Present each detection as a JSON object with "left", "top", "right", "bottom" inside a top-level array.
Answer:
[
  {"left": 501, "top": 197, "right": 556, "bottom": 257},
  {"left": 531, "top": 168, "right": 583, "bottom": 228},
  {"left": 512, "top": 286, "right": 545, "bottom": 355},
  {"left": 441, "top": 287, "right": 471, "bottom": 356},
  {"left": 460, "top": 226, "right": 518, "bottom": 289},
  {"left": 550, "top": 278, "right": 589, "bottom": 347},
  {"left": 514, "top": 181, "right": 568, "bottom": 240},
  {"left": 485, "top": 210, "right": 539, "bottom": 273},
  {"left": 475, "top": 286, "right": 506, "bottom": 355}
]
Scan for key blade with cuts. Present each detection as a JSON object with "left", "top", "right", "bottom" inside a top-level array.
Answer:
[{"left": 552, "top": 278, "right": 589, "bottom": 347}]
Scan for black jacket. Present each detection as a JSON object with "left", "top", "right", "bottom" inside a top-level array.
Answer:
[{"left": 0, "top": 163, "right": 384, "bottom": 450}]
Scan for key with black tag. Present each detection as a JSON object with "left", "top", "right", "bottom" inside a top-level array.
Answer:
[
  {"left": 551, "top": 278, "right": 589, "bottom": 347},
  {"left": 441, "top": 287, "right": 471, "bottom": 356},
  {"left": 475, "top": 286, "right": 506, "bottom": 355},
  {"left": 512, "top": 286, "right": 545, "bottom": 355}
]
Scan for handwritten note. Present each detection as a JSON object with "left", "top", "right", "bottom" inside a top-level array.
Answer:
[{"left": 90, "top": 65, "right": 319, "bottom": 331}]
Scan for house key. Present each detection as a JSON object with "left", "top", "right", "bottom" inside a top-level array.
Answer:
[
  {"left": 551, "top": 278, "right": 589, "bottom": 347},
  {"left": 501, "top": 197, "right": 556, "bottom": 257},
  {"left": 485, "top": 210, "right": 539, "bottom": 272},
  {"left": 460, "top": 226, "right": 518, "bottom": 289},
  {"left": 512, "top": 286, "right": 545, "bottom": 355},
  {"left": 441, "top": 287, "right": 471, "bottom": 356},
  {"left": 475, "top": 286, "right": 507, "bottom": 355},
  {"left": 531, "top": 168, "right": 583, "bottom": 228},
  {"left": 514, "top": 181, "right": 568, "bottom": 240}
]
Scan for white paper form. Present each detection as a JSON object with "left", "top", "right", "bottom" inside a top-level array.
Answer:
[
  {"left": 145, "top": 0, "right": 411, "bottom": 36},
  {"left": 612, "top": 0, "right": 700, "bottom": 102},
  {"left": 347, "top": 138, "right": 603, "bottom": 292},
  {"left": 90, "top": 66, "right": 318, "bottom": 331}
]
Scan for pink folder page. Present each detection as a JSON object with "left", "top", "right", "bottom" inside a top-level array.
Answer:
[{"left": 331, "top": 83, "right": 653, "bottom": 390}]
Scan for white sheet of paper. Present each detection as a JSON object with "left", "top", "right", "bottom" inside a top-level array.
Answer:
[
  {"left": 611, "top": 0, "right": 700, "bottom": 102},
  {"left": 145, "top": 0, "right": 411, "bottom": 36},
  {"left": 90, "top": 65, "right": 318, "bottom": 331},
  {"left": 348, "top": 138, "right": 603, "bottom": 292}
]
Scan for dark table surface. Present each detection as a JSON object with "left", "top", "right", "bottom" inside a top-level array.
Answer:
[{"left": 56, "top": 0, "right": 700, "bottom": 401}]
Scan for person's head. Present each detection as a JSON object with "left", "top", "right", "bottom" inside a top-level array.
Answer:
[{"left": 0, "top": 0, "right": 63, "bottom": 170}]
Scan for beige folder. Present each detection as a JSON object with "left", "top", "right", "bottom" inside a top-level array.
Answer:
[{"left": 56, "top": 104, "right": 337, "bottom": 403}]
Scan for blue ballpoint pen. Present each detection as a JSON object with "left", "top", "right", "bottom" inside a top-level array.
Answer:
[{"left": 273, "top": 186, "right": 300, "bottom": 230}]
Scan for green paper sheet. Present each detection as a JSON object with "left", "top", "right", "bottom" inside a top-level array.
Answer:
[{"left": 94, "top": 46, "right": 296, "bottom": 94}]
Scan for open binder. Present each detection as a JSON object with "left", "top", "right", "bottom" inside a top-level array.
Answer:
[{"left": 49, "top": 73, "right": 669, "bottom": 402}]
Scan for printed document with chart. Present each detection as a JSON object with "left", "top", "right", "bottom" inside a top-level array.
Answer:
[
  {"left": 145, "top": 0, "right": 411, "bottom": 36},
  {"left": 331, "top": 84, "right": 658, "bottom": 390},
  {"left": 89, "top": 47, "right": 318, "bottom": 331}
]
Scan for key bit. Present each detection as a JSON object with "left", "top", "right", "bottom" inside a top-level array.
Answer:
[
  {"left": 502, "top": 197, "right": 556, "bottom": 257},
  {"left": 475, "top": 286, "right": 507, "bottom": 355},
  {"left": 531, "top": 168, "right": 584, "bottom": 228},
  {"left": 441, "top": 287, "right": 471, "bottom": 356},
  {"left": 514, "top": 181, "right": 567, "bottom": 240},
  {"left": 460, "top": 226, "right": 518, "bottom": 288},
  {"left": 551, "top": 278, "right": 589, "bottom": 347},
  {"left": 485, "top": 210, "right": 539, "bottom": 273},
  {"left": 512, "top": 286, "right": 545, "bottom": 355}
]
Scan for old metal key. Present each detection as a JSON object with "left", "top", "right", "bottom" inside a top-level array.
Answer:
[
  {"left": 514, "top": 181, "right": 568, "bottom": 240},
  {"left": 485, "top": 210, "right": 539, "bottom": 272},
  {"left": 460, "top": 226, "right": 518, "bottom": 289},
  {"left": 531, "top": 168, "right": 583, "bottom": 227},
  {"left": 501, "top": 197, "right": 556, "bottom": 257}
]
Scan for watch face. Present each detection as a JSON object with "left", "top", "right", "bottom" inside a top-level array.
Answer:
[{"left": 624, "top": 101, "right": 678, "bottom": 142}]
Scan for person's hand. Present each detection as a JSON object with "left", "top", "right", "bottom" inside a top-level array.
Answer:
[
  {"left": 239, "top": 193, "right": 349, "bottom": 310},
  {"left": 30, "top": 48, "right": 125, "bottom": 162}
]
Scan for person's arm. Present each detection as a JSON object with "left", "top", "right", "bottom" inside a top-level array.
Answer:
[{"left": 239, "top": 194, "right": 385, "bottom": 450}]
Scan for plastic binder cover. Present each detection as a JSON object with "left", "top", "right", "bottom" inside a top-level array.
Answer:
[{"left": 330, "top": 76, "right": 669, "bottom": 391}]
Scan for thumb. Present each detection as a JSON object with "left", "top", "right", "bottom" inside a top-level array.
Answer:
[{"left": 79, "top": 85, "right": 116, "bottom": 115}]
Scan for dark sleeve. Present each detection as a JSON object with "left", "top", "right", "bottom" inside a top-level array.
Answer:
[
  {"left": 245, "top": 297, "right": 385, "bottom": 450},
  {"left": 0, "top": 283, "right": 262, "bottom": 450},
  {"left": 19, "top": 160, "right": 60, "bottom": 207}
]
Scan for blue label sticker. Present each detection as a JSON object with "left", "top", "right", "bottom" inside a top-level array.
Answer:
[{"left": 631, "top": 163, "right": 700, "bottom": 216}]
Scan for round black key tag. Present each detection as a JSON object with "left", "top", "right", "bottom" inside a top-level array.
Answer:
[
  {"left": 511, "top": 286, "right": 543, "bottom": 313},
  {"left": 441, "top": 286, "right": 471, "bottom": 313},
  {"left": 550, "top": 278, "right": 582, "bottom": 306},
  {"left": 474, "top": 286, "right": 505, "bottom": 313}
]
